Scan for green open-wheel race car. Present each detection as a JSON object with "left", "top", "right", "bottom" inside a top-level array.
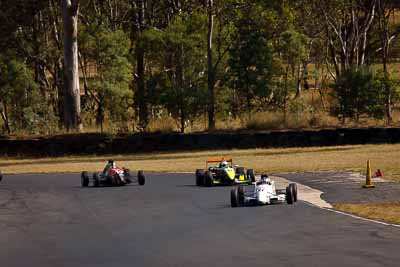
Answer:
[{"left": 195, "top": 158, "right": 255, "bottom": 187}]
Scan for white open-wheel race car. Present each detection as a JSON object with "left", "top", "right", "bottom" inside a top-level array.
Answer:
[
  {"left": 81, "top": 160, "right": 145, "bottom": 187},
  {"left": 231, "top": 174, "right": 297, "bottom": 207}
]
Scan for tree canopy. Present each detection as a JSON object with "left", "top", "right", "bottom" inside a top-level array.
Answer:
[{"left": 1, "top": 0, "right": 400, "bottom": 134}]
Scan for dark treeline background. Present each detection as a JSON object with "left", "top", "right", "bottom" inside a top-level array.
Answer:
[{"left": 1, "top": 0, "right": 400, "bottom": 135}]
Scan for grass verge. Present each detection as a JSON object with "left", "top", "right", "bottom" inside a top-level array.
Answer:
[{"left": 334, "top": 203, "right": 400, "bottom": 225}]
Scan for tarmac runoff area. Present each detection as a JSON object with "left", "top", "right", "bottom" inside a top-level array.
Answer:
[
  {"left": 277, "top": 171, "right": 400, "bottom": 205},
  {"left": 1, "top": 172, "right": 400, "bottom": 267},
  {"left": 269, "top": 175, "right": 333, "bottom": 209}
]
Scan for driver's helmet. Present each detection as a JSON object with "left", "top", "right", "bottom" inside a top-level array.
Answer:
[
  {"left": 108, "top": 160, "right": 116, "bottom": 168},
  {"left": 219, "top": 161, "right": 229, "bottom": 168},
  {"left": 260, "top": 174, "right": 270, "bottom": 184}
]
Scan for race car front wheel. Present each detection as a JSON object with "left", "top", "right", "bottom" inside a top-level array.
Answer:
[
  {"left": 238, "top": 186, "right": 245, "bottom": 205},
  {"left": 289, "top": 183, "right": 297, "bottom": 202},
  {"left": 204, "top": 171, "right": 213, "bottom": 187},
  {"left": 138, "top": 170, "right": 145, "bottom": 186},
  {"left": 231, "top": 187, "right": 240, "bottom": 207},
  {"left": 195, "top": 169, "right": 205, "bottom": 186},
  {"left": 286, "top": 184, "right": 295, "bottom": 204},
  {"left": 81, "top": 171, "right": 89, "bottom": 187}
]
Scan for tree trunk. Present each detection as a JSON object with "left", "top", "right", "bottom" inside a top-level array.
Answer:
[
  {"left": 283, "top": 65, "right": 289, "bottom": 125},
  {"left": 383, "top": 52, "right": 392, "bottom": 123},
  {"left": 377, "top": 0, "right": 393, "bottom": 123},
  {"left": 56, "top": 60, "right": 65, "bottom": 126},
  {"left": 61, "top": 0, "right": 82, "bottom": 132},
  {"left": 0, "top": 102, "right": 11, "bottom": 134},
  {"left": 96, "top": 97, "right": 104, "bottom": 133},
  {"left": 207, "top": 0, "right": 215, "bottom": 130},
  {"left": 295, "top": 63, "right": 302, "bottom": 98},
  {"left": 136, "top": 46, "right": 148, "bottom": 131},
  {"left": 133, "top": 0, "right": 148, "bottom": 131},
  {"left": 178, "top": 43, "right": 186, "bottom": 133}
]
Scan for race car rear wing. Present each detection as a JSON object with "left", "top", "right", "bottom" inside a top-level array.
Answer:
[
  {"left": 206, "top": 157, "right": 233, "bottom": 167},
  {"left": 206, "top": 157, "right": 232, "bottom": 163}
]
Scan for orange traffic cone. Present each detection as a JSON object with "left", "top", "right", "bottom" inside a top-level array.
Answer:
[
  {"left": 363, "top": 160, "right": 375, "bottom": 188},
  {"left": 375, "top": 169, "right": 383, "bottom": 178}
]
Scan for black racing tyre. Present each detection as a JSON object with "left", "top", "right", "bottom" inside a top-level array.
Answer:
[
  {"left": 231, "top": 187, "right": 239, "bottom": 207},
  {"left": 81, "top": 171, "right": 89, "bottom": 187},
  {"left": 204, "top": 171, "right": 213, "bottom": 187},
  {"left": 246, "top": 169, "right": 256, "bottom": 183},
  {"left": 238, "top": 186, "right": 245, "bottom": 205},
  {"left": 0, "top": 171, "right": 3, "bottom": 182},
  {"left": 289, "top": 183, "right": 297, "bottom": 202},
  {"left": 195, "top": 169, "right": 205, "bottom": 186},
  {"left": 236, "top": 167, "right": 245, "bottom": 175},
  {"left": 93, "top": 172, "right": 100, "bottom": 187},
  {"left": 286, "top": 185, "right": 294, "bottom": 204},
  {"left": 138, "top": 170, "right": 145, "bottom": 186}
]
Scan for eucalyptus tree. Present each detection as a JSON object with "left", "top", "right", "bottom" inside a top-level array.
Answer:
[
  {"left": 61, "top": 0, "right": 82, "bottom": 131},
  {"left": 140, "top": 10, "right": 208, "bottom": 133},
  {"left": 376, "top": 0, "right": 400, "bottom": 122},
  {"left": 79, "top": 0, "right": 133, "bottom": 131},
  {"left": 228, "top": 3, "right": 274, "bottom": 115},
  {"left": 318, "top": 0, "right": 377, "bottom": 78},
  {"left": 278, "top": 30, "right": 309, "bottom": 121},
  {"left": 0, "top": 0, "right": 62, "bottom": 133}
]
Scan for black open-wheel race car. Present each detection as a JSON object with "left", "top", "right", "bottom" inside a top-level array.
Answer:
[{"left": 195, "top": 158, "right": 256, "bottom": 187}]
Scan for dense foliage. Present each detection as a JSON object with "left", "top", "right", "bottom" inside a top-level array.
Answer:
[{"left": 1, "top": 0, "right": 400, "bottom": 134}]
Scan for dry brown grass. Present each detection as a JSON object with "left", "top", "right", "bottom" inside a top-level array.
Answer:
[
  {"left": 1, "top": 144, "right": 400, "bottom": 182},
  {"left": 4, "top": 88, "right": 400, "bottom": 136},
  {"left": 334, "top": 203, "right": 400, "bottom": 225},
  {"left": 148, "top": 117, "right": 178, "bottom": 133},
  {"left": 143, "top": 89, "right": 400, "bottom": 133}
]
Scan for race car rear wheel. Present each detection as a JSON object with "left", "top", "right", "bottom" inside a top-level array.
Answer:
[
  {"left": 195, "top": 169, "right": 205, "bottom": 186},
  {"left": 246, "top": 169, "right": 256, "bottom": 184},
  {"left": 138, "top": 170, "right": 145, "bottom": 186},
  {"left": 204, "top": 171, "right": 213, "bottom": 187},
  {"left": 231, "top": 187, "right": 240, "bottom": 207},
  {"left": 289, "top": 183, "right": 297, "bottom": 202},
  {"left": 93, "top": 172, "right": 100, "bottom": 187},
  {"left": 238, "top": 186, "right": 245, "bottom": 205},
  {"left": 81, "top": 171, "right": 89, "bottom": 187},
  {"left": 286, "top": 185, "right": 294, "bottom": 204},
  {"left": 0, "top": 171, "right": 3, "bottom": 182}
]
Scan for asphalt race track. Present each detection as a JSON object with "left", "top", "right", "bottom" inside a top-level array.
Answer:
[{"left": 1, "top": 173, "right": 400, "bottom": 267}]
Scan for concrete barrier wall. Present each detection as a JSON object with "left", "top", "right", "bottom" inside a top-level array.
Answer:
[{"left": 1, "top": 127, "right": 400, "bottom": 157}]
